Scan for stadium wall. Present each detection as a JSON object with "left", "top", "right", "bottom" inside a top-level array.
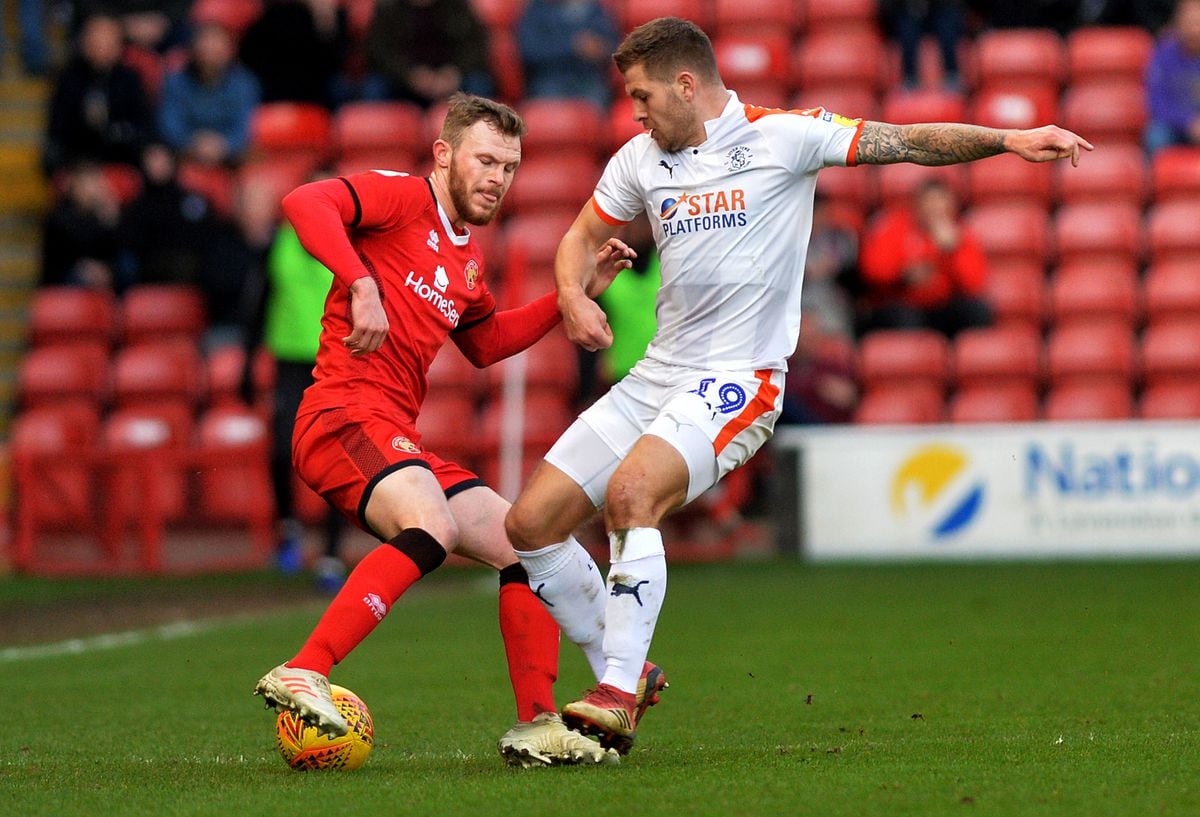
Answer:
[{"left": 771, "top": 422, "right": 1200, "bottom": 561}]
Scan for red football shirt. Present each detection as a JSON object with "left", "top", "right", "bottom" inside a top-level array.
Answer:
[{"left": 289, "top": 171, "right": 496, "bottom": 425}]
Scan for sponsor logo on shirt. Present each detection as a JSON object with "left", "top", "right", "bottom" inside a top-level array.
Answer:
[
  {"left": 391, "top": 435, "right": 421, "bottom": 454},
  {"left": 657, "top": 188, "right": 749, "bottom": 236},
  {"left": 405, "top": 269, "right": 461, "bottom": 325},
  {"left": 658, "top": 159, "right": 680, "bottom": 178},
  {"left": 820, "top": 109, "right": 860, "bottom": 128},
  {"left": 464, "top": 259, "right": 480, "bottom": 290},
  {"left": 433, "top": 264, "right": 449, "bottom": 292}
]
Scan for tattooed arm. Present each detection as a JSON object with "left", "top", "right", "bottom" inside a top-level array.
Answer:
[{"left": 855, "top": 122, "right": 1094, "bottom": 167}]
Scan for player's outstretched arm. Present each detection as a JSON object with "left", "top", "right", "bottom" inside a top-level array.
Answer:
[
  {"left": 855, "top": 122, "right": 1094, "bottom": 167},
  {"left": 556, "top": 203, "right": 623, "bottom": 352}
]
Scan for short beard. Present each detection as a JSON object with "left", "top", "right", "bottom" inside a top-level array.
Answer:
[{"left": 448, "top": 159, "right": 500, "bottom": 226}]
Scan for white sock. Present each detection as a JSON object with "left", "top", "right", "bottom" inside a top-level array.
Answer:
[
  {"left": 600, "top": 528, "right": 666, "bottom": 694},
  {"left": 517, "top": 536, "right": 607, "bottom": 680}
]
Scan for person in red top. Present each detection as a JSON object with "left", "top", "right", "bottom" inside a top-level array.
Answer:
[
  {"left": 253, "top": 93, "right": 643, "bottom": 767},
  {"left": 858, "top": 178, "right": 992, "bottom": 337}
]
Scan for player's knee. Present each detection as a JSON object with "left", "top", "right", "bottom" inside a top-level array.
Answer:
[
  {"left": 604, "top": 473, "right": 654, "bottom": 528},
  {"left": 503, "top": 501, "right": 540, "bottom": 552}
]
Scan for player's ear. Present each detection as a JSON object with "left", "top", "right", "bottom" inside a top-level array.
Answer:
[
  {"left": 676, "top": 70, "right": 696, "bottom": 102},
  {"left": 432, "top": 138, "right": 452, "bottom": 169}
]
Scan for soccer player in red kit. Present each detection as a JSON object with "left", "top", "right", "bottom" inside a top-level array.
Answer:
[{"left": 253, "top": 94, "right": 643, "bottom": 767}]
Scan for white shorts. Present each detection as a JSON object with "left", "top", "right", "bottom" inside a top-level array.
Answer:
[{"left": 544, "top": 358, "right": 784, "bottom": 507}]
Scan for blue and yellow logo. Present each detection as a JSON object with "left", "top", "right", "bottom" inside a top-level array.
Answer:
[{"left": 891, "top": 444, "right": 985, "bottom": 540}]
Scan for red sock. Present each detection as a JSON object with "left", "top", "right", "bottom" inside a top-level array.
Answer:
[
  {"left": 499, "top": 565, "right": 560, "bottom": 722},
  {"left": 290, "top": 530, "right": 445, "bottom": 675}
]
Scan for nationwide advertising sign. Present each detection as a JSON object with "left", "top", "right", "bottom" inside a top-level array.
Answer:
[{"left": 776, "top": 422, "right": 1200, "bottom": 560}]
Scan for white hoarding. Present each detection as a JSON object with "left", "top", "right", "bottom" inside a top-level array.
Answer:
[{"left": 779, "top": 421, "right": 1200, "bottom": 560}]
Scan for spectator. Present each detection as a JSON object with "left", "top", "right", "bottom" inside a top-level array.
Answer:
[
  {"left": 158, "top": 22, "right": 261, "bottom": 166},
  {"left": 44, "top": 13, "right": 153, "bottom": 175},
  {"left": 858, "top": 179, "right": 992, "bottom": 337},
  {"left": 516, "top": 0, "right": 620, "bottom": 109},
  {"left": 72, "top": 0, "right": 191, "bottom": 53},
  {"left": 974, "top": 0, "right": 1085, "bottom": 33},
  {"left": 882, "top": 1, "right": 966, "bottom": 89},
  {"left": 1145, "top": 0, "right": 1200, "bottom": 154},
  {"left": 239, "top": 0, "right": 347, "bottom": 107},
  {"left": 359, "top": 0, "right": 492, "bottom": 107},
  {"left": 802, "top": 193, "right": 858, "bottom": 340},
  {"left": 41, "top": 161, "right": 123, "bottom": 291},
  {"left": 779, "top": 316, "right": 858, "bottom": 425}
]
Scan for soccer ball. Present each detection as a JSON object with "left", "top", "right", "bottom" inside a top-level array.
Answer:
[{"left": 274, "top": 685, "right": 374, "bottom": 771}]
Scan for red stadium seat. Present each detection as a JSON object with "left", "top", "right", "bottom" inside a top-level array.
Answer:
[
  {"left": 1066, "top": 26, "right": 1154, "bottom": 87},
  {"left": 1139, "top": 382, "right": 1200, "bottom": 419},
  {"left": 880, "top": 88, "right": 967, "bottom": 125},
  {"left": 485, "top": 329, "right": 580, "bottom": 398},
  {"left": 968, "top": 84, "right": 1059, "bottom": 130},
  {"left": 195, "top": 405, "right": 274, "bottom": 526},
  {"left": 949, "top": 384, "right": 1039, "bottom": 423},
  {"left": 964, "top": 202, "right": 1051, "bottom": 268},
  {"left": 801, "top": 0, "right": 878, "bottom": 35},
  {"left": 608, "top": 96, "right": 648, "bottom": 151},
  {"left": 334, "top": 101, "right": 425, "bottom": 169},
  {"left": 102, "top": 404, "right": 193, "bottom": 526},
  {"left": 426, "top": 343, "right": 485, "bottom": 396},
  {"left": 9, "top": 402, "right": 102, "bottom": 531},
  {"left": 190, "top": 0, "right": 263, "bottom": 37},
  {"left": 249, "top": 102, "right": 332, "bottom": 164},
  {"left": 18, "top": 342, "right": 110, "bottom": 409},
  {"left": 503, "top": 211, "right": 577, "bottom": 277},
  {"left": 112, "top": 341, "right": 204, "bottom": 408},
  {"left": 857, "top": 329, "right": 950, "bottom": 393},
  {"left": 120, "top": 283, "right": 207, "bottom": 345},
  {"left": 951, "top": 325, "right": 1042, "bottom": 390},
  {"left": 28, "top": 287, "right": 116, "bottom": 348},
  {"left": 734, "top": 80, "right": 791, "bottom": 111},
  {"left": 621, "top": 0, "right": 712, "bottom": 32},
  {"left": 1043, "top": 382, "right": 1132, "bottom": 421},
  {"left": 714, "top": 33, "right": 791, "bottom": 86},
  {"left": 504, "top": 156, "right": 604, "bottom": 217},
  {"left": 791, "top": 30, "right": 887, "bottom": 93},
  {"left": 1055, "top": 142, "right": 1147, "bottom": 206},
  {"left": 415, "top": 394, "right": 479, "bottom": 465},
  {"left": 177, "top": 161, "right": 236, "bottom": 218},
  {"left": 205, "top": 344, "right": 275, "bottom": 407},
  {"left": 1141, "top": 321, "right": 1200, "bottom": 388},
  {"left": 1052, "top": 202, "right": 1143, "bottom": 268},
  {"left": 519, "top": 99, "right": 608, "bottom": 157},
  {"left": 1151, "top": 146, "right": 1200, "bottom": 202},
  {"left": 854, "top": 384, "right": 944, "bottom": 425},
  {"left": 1144, "top": 261, "right": 1200, "bottom": 325},
  {"left": 972, "top": 28, "right": 1065, "bottom": 90},
  {"left": 877, "top": 163, "right": 966, "bottom": 210},
  {"left": 713, "top": 0, "right": 801, "bottom": 38},
  {"left": 480, "top": 392, "right": 575, "bottom": 455},
  {"left": 1048, "top": 261, "right": 1140, "bottom": 329},
  {"left": 815, "top": 164, "right": 879, "bottom": 218},
  {"left": 966, "top": 153, "right": 1052, "bottom": 207},
  {"left": 1147, "top": 200, "right": 1200, "bottom": 264},
  {"left": 983, "top": 262, "right": 1046, "bottom": 332},
  {"left": 1046, "top": 320, "right": 1137, "bottom": 389},
  {"left": 1061, "top": 81, "right": 1147, "bottom": 144},
  {"left": 470, "top": 0, "right": 525, "bottom": 28}
]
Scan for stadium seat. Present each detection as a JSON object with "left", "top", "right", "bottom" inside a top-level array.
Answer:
[
  {"left": 469, "top": 0, "right": 525, "bottom": 28},
  {"left": 792, "top": 86, "right": 879, "bottom": 123},
  {"left": 854, "top": 383, "right": 944, "bottom": 425},
  {"left": 28, "top": 286, "right": 116, "bottom": 348},
  {"left": 112, "top": 341, "right": 204, "bottom": 408},
  {"left": 880, "top": 88, "right": 967, "bottom": 126},
  {"left": 334, "top": 101, "right": 425, "bottom": 170},
  {"left": 1144, "top": 261, "right": 1200, "bottom": 325},
  {"left": 1139, "top": 382, "right": 1200, "bottom": 419},
  {"left": 426, "top": 343, "right": 485, "bottom": 396},
  {"left": 733, "top": 80, "right": 791, "bottom": 110},
  {"left": 621, "top": 0, "right": 712, "bottom": 32},
  {"left": 801, "top": 0, "right": 878, "bottom": 35},
  {"left": 177, "top": 161, "right": 236, "bottom": 218},
  {"left": 1048, "top": 261, "right": 1140, "bottom": 329},
  {"left": 1055, "top": 142, "right": 1147, "bottom": 206},
  {"left": 18, "top": 342, "right": 110, "bottom": 409},
  {"left": 504, "top": 155, "right": 603, "bottom": 217},
  {"left": 485, "top": 329, "right": 580, "bottom": 398},
  {"left": 101, "top": 163, "right": 143, "bottom": 205},
  {"left": 9, "top": 402, "right": 102, "bottom": 533},
  {"left": 1147, "top": 200, "right": 1200, "bottom": 264},
  {"left": 877, "top": 163, "right": 967, "bottom": 211},
  {"left": 857, "top": 329, "right": 950, "bottom": 393},
  {"left": 968, "top": 84, "right": 1059, "bottom": 130},
  {"left": 949, "top": 384, "right": 1039, "bottom": 423},
  {"left": 1052, "top": 202, "right": 1143, "bottom": 268},
  {"left": 190, "top": 0, "right": 263, "bottom": 37},
  {"left": 1150, "top": 146, "right": 1200, "bottom": 202},
  {"left": 714, "top": 33, "right": 791, "bottom": 86},
  {"left": 519, "top": 99, "right": 608, "bottom": 157},
  {"left": 815, "top": 164, "right": 879, "bottom": 219},
  {"left": 249, "top": 102, "right": 332, "bottom": 167},
  {"left": 1141, "top": 321, "right": 1200, "bottom": 388},
  {"left": 503, "top": 211, "right": 578, "bottom": 277},
  {"left": 480, "top": 392, "right": 576, "bottom": 455},
  {"left": 983, "top": 262, "right": 1046, "bottom": 332},
  {"left": 1061, "top": 81, "right": 1147, "bottom": 144},
  {"left": 972, "top": 28, "right": 1065, "bottom": 90},
  {"left": 1066, "top": 26, "right": 1154, "bottom": 87},
  {"left": 1043, "top": 382, "right": 1132, "bottom": 421},
  {"left": 951, "top": 325, "right": 1042, "bottom": 390},
  {"left": 1045, "top": 320, "right": 1137, "bottom": 389},
  {"left": 713, "top": 0, "right": 800, "bottom": 38},
  {"left": 966, "top": 153, "right": 1052, "bottom": 207},
  {"left": 194, "top": 405, "right": 274, "bottom": 526},
  {"left": 100, "top": 405, "right": 193, "bottom": 539},
  {"left": 120, "top": 284, "right": 207, "bottom": 345},
  {"left": 415, "top": 394, "right": 479, "bottom": 466},
  {"left": 205, "top": 344, "right": 275, "bottom": 407},
  {"left": 237, "top": 155, "right": 315, "bottom": 220},
  {"left": 791, "top": 30, "right": 887, "bottom": 93},
  {"left": 608, "top": 96, "right": 648, "bottom": 151},
  {"left": 488, "top": 26, "right": 524, "bottom": 104},
  {"left": 964, "top": 202, "right": 1051, "bottom": 269}
]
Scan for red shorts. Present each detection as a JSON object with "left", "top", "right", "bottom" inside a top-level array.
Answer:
[{"left": 292, "top": 407, "right": 483, "bottom": 537}]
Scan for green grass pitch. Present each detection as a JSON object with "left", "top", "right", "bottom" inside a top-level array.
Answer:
[{"left": 3, "top": 559, "right": 1199, "bottom": 817}]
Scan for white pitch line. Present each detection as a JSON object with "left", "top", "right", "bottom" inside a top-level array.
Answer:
[{"left": 0, "top": 619, "right": 216, "bottom": 663}]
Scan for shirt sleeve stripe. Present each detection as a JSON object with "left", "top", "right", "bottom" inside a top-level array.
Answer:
[
  {"left": 845, "top": 120, "right": 866, "bottom": 167},
  {"left": 591, "top": 196, "right": 629, "bottom": 226},
  {"left": 338, "top": 177, "right": 363, "bottom": 228}
]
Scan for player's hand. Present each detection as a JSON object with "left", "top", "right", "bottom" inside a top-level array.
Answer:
[
  {"left": 560, "top": 291, "right": 613, "bottom": 352},
  {"left": 1006, "top": 125, "right": 1094, "bottom": 166},
  {"left": 585, "top": 238, "right": 636, "bottom": 299},
  {"left": 344, "top": 276, "right": 389, "bottom": 356}
]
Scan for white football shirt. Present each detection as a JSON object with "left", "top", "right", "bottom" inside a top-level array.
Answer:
[{"left": 592, "top": 91, "right": 863, "bottom": 371}]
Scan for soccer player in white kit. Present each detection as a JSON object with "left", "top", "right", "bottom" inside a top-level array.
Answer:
[{"left": 505, "top": 17, "right": 1094, "bottom": 754}]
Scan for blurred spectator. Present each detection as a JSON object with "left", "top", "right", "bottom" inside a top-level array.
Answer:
[
  {"left": 239, "top": 0, "right": 347, "bottom": 107},
  {"left": 72, "top": 0, "right": 191, "bottom": 52},
  {"left": 117, "top": 142, "right": 217, "bottom": 287},
  {"left": 858, "top": 179, "right": 992, "bottom": 337},
  {"left": 44, "top": 13, "right": 153, "bottom": 175},
  {"left": 41, "top": 161, "right": 124, "bottom": 291},
  {"left": 158, "top": 22, "right": 261, "bottom": 166},
  {"left": 516, "top": 0, "right": 619, "bottom": 109},
  {"left": 1145, "top": 0, "right": 1200, "bottom": 153},
  {"left": 975, "top": 0, "right": 1086, "bottom": 33},
  {"left": 802, "top": 193, "right": 857, "bottom": 340},
  {"left": 1, "top": 0, "right": 51, "bottom": 75},
  {"left": 358, "top": 0, "right": 493, "bottom": 107},
  {"left": 779, "top": 317, "right": 858, "bottom": 425},
  {"left": 881, "top": 1, "right": 966, "bottom": 89},
  {"left": 1082, "top": 0, "right": 1175, "bottom": 29}
]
